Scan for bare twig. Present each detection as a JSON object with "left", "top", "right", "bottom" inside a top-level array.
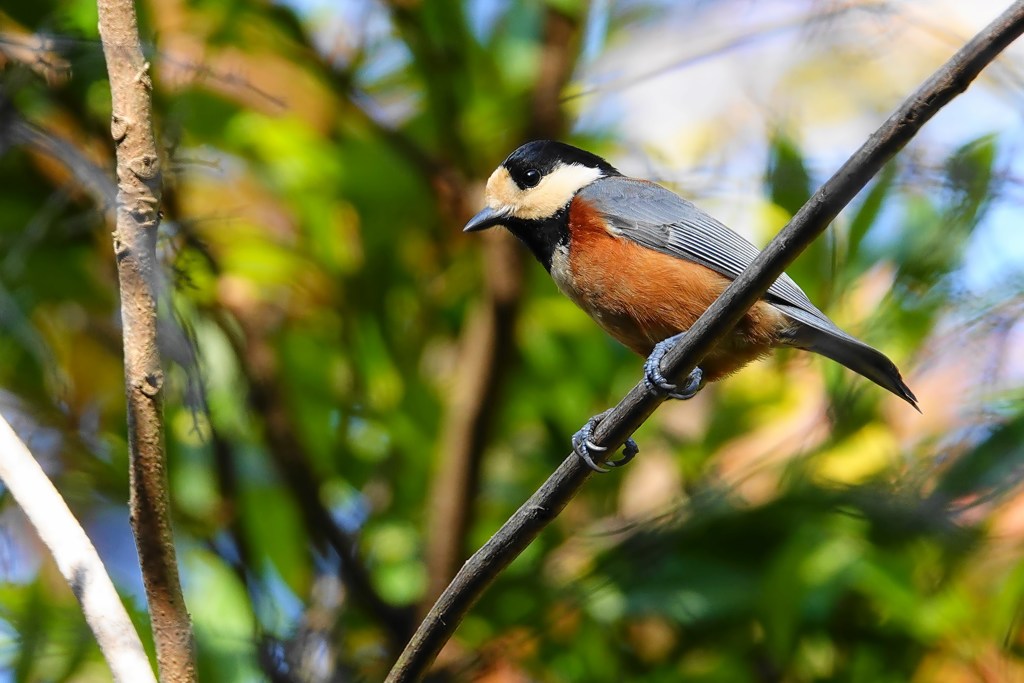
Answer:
[
  {"left": 0, "top": 30, "right": 71, "bottom": 84},
  {"left": 0, "top": 414, "right": 157, "bottom": 683},
  {"left": 96, "top": 0, "right": 197, "bottom": 680},
  {"left": 385, "top": 3, "right": 1024, "bottom": 680}
]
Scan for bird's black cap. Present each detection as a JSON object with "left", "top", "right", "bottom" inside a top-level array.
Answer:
[{"left": 502, "top": 140, "right": 620, "bottom": 189}]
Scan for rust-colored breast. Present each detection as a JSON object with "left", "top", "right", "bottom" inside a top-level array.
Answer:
[{"left": 564, "top": 196, "right": 788, "bottom": 382}]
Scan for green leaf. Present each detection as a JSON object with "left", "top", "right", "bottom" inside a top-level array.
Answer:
[
  {"left": 946, "top": 133, "right": 997, "bottom": 226},
  {"left": 241, "top": 484, "right": 312, "bottom": 596},
  {"left": 765, "top": 133, "right": 834, "bottom": 303},
  {"left": 766, "top": 134, "right": 812, "bottom": 216},
  {"left": 187, "top": 550, "right": 262, "bottom": 683}
]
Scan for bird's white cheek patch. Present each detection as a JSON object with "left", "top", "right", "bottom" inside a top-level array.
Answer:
[
  {"left": 519, "top": 164, "right": 603, "bottom": 220},
  {"left": 483, "top": 163, "right": 604, "bottom": 221}
]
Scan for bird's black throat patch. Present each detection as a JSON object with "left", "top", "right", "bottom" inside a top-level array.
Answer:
[{"left": 502, "top": 206, "right": 569, "bottom": 272}]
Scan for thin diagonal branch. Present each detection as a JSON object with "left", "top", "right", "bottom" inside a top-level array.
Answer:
[
  {"left": 96, "top": 0, "right": 197, "bottom": 680},
  {"left": 385, "top": 3, "right": 1024, "bottom": 680},
  {"left": 0, "top": 414, "right": 156, "bottom": 683}
]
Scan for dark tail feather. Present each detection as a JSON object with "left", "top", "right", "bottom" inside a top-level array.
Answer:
[{"left": 776, "top": 305, "right": 919, "bottom": 411}]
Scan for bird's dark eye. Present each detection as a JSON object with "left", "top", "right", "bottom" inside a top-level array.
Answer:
[{"left": 523, "top": 168, "right": 541, "bottom": 188}]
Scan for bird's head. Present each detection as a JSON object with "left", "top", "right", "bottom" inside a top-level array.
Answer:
[{"left": 464, "top": 140, "right": 619, "bottom": 232}]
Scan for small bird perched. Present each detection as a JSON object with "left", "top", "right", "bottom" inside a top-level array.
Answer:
[{"left": 465, "top": 140, "right": 917, "bottom": 471}]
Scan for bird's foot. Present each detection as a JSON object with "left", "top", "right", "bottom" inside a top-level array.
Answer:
[
  {"left": 643, "top": 333, "right": 703, "bottom": 400},
  {"left": 571, "top": 409, "right": 639, "bottom": 473}
]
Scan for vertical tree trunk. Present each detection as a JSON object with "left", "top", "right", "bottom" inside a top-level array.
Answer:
[{"left": 96, "top": 0, "right": 197, "bottom": 680}]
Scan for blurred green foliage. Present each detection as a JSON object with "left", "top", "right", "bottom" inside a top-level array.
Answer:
[{"left": 1, "top": 1, "right": 1023, "bottom": 681}]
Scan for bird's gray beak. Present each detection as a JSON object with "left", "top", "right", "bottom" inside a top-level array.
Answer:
[{"left": 463, "top": 206, "right": 506, "bottom": 232}]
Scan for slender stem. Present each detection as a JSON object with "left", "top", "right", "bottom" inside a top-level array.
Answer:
[
  {"left": 96, "top": 0, "right": 197, "bottom": 680},
  {"left": 385, "top": 3, "right": 1024, "bottom": 680},
  {"left": 0, "top": 415, "right": 157, "bottom": 683}
]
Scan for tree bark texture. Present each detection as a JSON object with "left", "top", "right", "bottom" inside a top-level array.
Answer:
[{"left": 96, "top": 0, "right": 197, "bottom": 681}]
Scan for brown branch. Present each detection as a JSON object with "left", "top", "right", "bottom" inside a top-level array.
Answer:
[
  {"left": 421, "top": 6, "right": 581, "bottom": 613},
  {"left": 526, "top": 8, "right": 580, "bottom": 140},
  {"left": 96, "top": 0, "right": 197, "bottom": 681},
  {"left": 386, "top": 3, "right": 1024, "bottom": 680},
  {"left": 0, "top": 30, "right": 71, "bottom": 85}
]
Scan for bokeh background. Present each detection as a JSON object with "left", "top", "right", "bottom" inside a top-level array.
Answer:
[{"left": 2, "top": 0, "right": 1024, "bottom": 680}]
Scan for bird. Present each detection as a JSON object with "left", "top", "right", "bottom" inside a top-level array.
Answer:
[{"left": 464, "top": 140, "right": 918, "bottom": 471}]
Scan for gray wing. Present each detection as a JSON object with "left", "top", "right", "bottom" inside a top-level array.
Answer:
[
  {"left": 578, "top": 175, "right": 837, "bottom": 329},
  {"left": 575, "top": 176, "right": 919, "bottom": 408}
]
